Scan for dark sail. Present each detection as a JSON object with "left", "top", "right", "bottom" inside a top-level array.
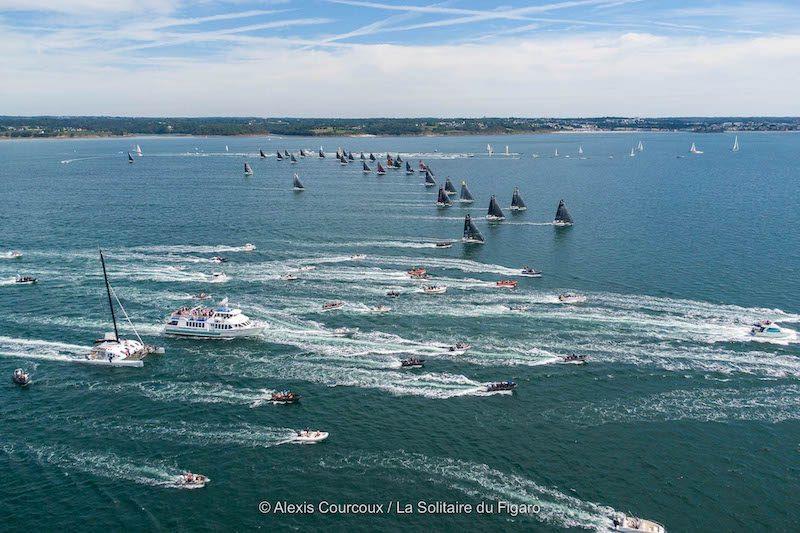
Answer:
[
  {"left": 424, "top": 170, "right": 436, "bottom": 186},
  {"left": 127, "top": 152, "right": 134, "bottom": 163},
  {"left": 487, "top": 195, "right": 505, "bottom": 219},
  {"left": 396, "top": 154, "right": 403, "bottom": 163},
  {"left": 284, "top": 150, "right": 290, "bottom": 157},
  {"left": 292, "top": 173, "right": 304, "bottom": 190},
  {"left": 444, "top": 177, "right": 457, "bottom": 195},
  {"left": 377, "top": 162, "right": 386, "bottom": 174},
  {"left": 348, "top": 152, "right": 354, "bottom": 161},
  {"left": 436, "top": 187, "right": 451, "bottom": 206},
  {"left": 363, "top": 161, "right": 371, "bottom": 172},
  {"left": 369, "top": 153, "right": 376, "bottom": 161},
  {"left": 290, "top": 153, "right": 298, "bottom": 163},
  {"left": 425, "top": 165, "right": 434, "bottom": 176},
  {"left": 393, "top": 159, "right": 401, "bottom": 168},
  {"left": 276, "top": 150, "right": 283, "bottom": 160},
  {"left": 99, "top": 249, "right": 119, "bottom": 342},
  {"left": 511, "top": 187, "right": 527, "bottom": 210},
  {"left": 260, "top": 149, "right": 266, "bottom": 158},
  {"left": 406, "top": 161, "right": 414, "bottom": 173},
  {"left": 459, "top": 181, "right": 474, "bottom": 202},
  {"left": 462, "top": 214, "right": 485, "bottom": 243},
  {"left": 360, "top": 152, "right": 366, "bottom": 160},
  {"left": 244, "top": 162, "right": 253, "bottom": 174},
  {"left": 554, "top": 199, "right": 573, "bottom": 225}
]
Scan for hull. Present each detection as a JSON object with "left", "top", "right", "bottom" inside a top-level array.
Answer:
[
  {"left": 76, "top": 358, "right": 144, "bottom": 368},
  {"left": 553, "top": 221, "right": 573, "bottom": 227},
  {"left": 486, "top": 215, "right": 504, "bottom": 221},
  {"left": 164, "top": 325, "right": 264, "bottom": 338}
]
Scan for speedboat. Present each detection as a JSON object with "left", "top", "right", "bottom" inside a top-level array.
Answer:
[
  {"left": 15, "top": 275, "right": 37, "bottom": 285},
  {"left": 270, "top": 390, "right": 300, "bottom": 404},
  {"left": 243, "top": 243, "right": 256, "bottom": 252},
  {"left": 407, "top": 267, "right": 428, "bottom": 279},
  {"left": 281, "top": 273, "right": 299, "bottom": 281},
  {"left": 401, "top": 357, "right": 425, "bottom": 368},
  {"left": 370, "top": 305, "right": 391, "bottom": 313},
  {"left": 3, "top": 251, "right": 22, "bottom": 259},
  {"left": 750, "top": 320, "right": 791, "bottom": 338},
  {"left": 485, "top": 381, "right": 516, "bottom": 392},
  {"left": 210, "top": 256, "right": 228, "bottom": 264},
  {"left": 558, "top": 293, "right": 587, "bottom": 304},
  {"left": 520, "top": 267, "right": 542, "bottom": 278},
  {"left": 193, "top": 292, "right": 212, "bottom": 300},
  {"left": 350, "top": 254, "right": 367, "bottom": 260},
  {"left": 386, "top": 290, "right": 401, "bottom": 298},
  {"left": 293, "top": 429, "right": 329, "bottom": 444},
  {"left": 422, "top": 285, "right": 447, "bottom": 294},
  {"left": 561, "top": 354, "right": 588, "bottom": 365},
  {"left": 12, "top": 368, "right": 30, "bottom": 386},
  {"left": 445, "top": 342, "right": 471, "bottom": 354},
  {"left": 496, "top": 280, "right": 518, "bottom": 288},
  {"left": 322, "top": 301, "right": 345, "bottom": 311},
  {"left": 164, "top": 298, "right": 264, "bottom": 338},
  {"left": 210, "top": 272, "right": 228, "bottom": 283},
  {"left": 435, "top": 241, "right": 453, "bottom": 249},
  {"left": 331, "top": 327, "right": 358, "bottom": 338},
  {"left": 177, "top": 472, "right": 209, "bottom": 488},
  {"left": 612, "top": 513, "right": 666, "bottom": 533}
]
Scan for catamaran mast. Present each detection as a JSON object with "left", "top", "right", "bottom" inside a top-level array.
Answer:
[{"left": 99, "top": 249, "right": 119, "bottom": 342}]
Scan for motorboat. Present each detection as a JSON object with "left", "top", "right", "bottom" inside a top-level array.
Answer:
[
  {"left": 435, "top": 241, "right": 453, "bottom": 249},
  {"left": 15, "top": 275, "right": 37, "bottom": 284},
  {"left": 193, "top": 292, "right": 212, "bottom": 300},
  {"left": 750, "top": 320, "right": 791, "bottom": 338},
  {"left": 506, "top": 304, "right": 529, "bottom": 312},
  {"left": 485, "top": 381, "right": 516, "bottom": 392},
  {"left": 322, "top": 301, "right": 345, "bottom": 311},
  {"left": 370, "top": 305, "right": 391, "bottom": 313},
  {"left": 407, "top": 267, "right": 428, "bottom": 279},
  {"left": 350, "top": 254, "right": 367, "bottom": 260},
  {"left": 496, "top": 280, "right": 518, "bottom": 288},
  {"left": 177, "top": 472, "right": 209, "bottom": 488},
  {"left": 293, "top": 429, "right": 329, "bottom": 444},
  {"left": 561, "top": 354, "right": 588, "bottom": 365},
  {"left": 243, "top": 243, "right": 256, "bottom": 252},
  {"left": 445, "top": 342, "right": 471, "bottom": 354},
  {"left": 12, "top": 368, "right": 30, "bottom": 386},
  {"left": 271, "top": 390, "right": 300, "bottom": 404},
  {"left": 3, "top": 251, "right": 22, "bottom": 259},
  {"left": 422, "top": 285, "right": 447, "bottom": 294},
  {"left": 164, "top": 298, "right": 264, "bottom": 338},
  {"left": 520, "top": 267, "right": 542, "bottom": 278},
  {"left": 331, "top": 327, "right": 358, "bottom": 338},
  {"left": 386, "top": 290, "right": 401, "bottom": 298},
  {"left": 401, "top": 357, "right": 425, "bottom": 368},
  {"left": 612, "top": 513, "right": 666, "bottom": 533},
  {"left": 210, "top": 272, "right": 228, "bottom": 283},
  {"left": 558, "top": 293, "right": 587, "bottom": 304},
  {"left": 210, "top": 256, "right": 228, "bottom": 264},
  {"left": 281, "top": 273, "right": 299, "bottom": 281},
  {"left": 296, "top": 265, "right": 316, "bottom": 272}
]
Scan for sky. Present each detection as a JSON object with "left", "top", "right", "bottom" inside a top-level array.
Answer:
[{"left": 1, "top": 0, "right": 799, "bottom": 117}]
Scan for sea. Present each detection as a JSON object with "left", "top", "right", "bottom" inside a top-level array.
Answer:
[{"left": 0, "top": 132, "right": 798, "bottom": 531}]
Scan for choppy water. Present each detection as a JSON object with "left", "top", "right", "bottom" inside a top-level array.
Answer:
[{"left": 0, "top": 133, "right": 798, "bottom": 531}]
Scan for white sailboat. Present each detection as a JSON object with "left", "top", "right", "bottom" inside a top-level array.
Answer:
[
  {"left": 732, "top": 135, "right": 740, "bottom": 152},
  {"left": 135, "top": 144, "right": 142, "bottom": 157},
  {"left": 630, "top": 148, "right": 636, "bottom": 157},
  {"left": 578, "top": 146, "right": 583, "bottom": 155},
  {"left": 225, "top": 145, "right": 229, "bottom": 152},
  {"left": 487, "top": 144, "right": 494, "bottom": 157},
  {"left": 637, "top": 140, "right": 644, "bottom": 152},
  {"left": 690, "top": 142, "right": 703, "bottom": 154},
  {"left": 554, "top": 148, "right": 559, "bottom": 157},
  {"left": 504, "top": 145, "right": 510, "bottom": 156}
]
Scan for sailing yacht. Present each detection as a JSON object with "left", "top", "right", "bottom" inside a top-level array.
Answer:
[
  {"left": 423, "top": 170, "right": 436, "bottom": 187},
  {"left": 127, "top": 152, "right": 134, "bottom": 163},
  {"left": 459, "top": 181, "right": 474, "bottom": 204},
  {"left": 284, "top": 150, "right": 290, "bottom": 158},
  {"left": 690, "top": 142, "right": 703, "bottom": 154},
  {"left": 554, "top": 148, "right": 559, "bottom": 157},
  {"left": 300, "top": 149, "right": 307, "bottom": 157},
  {"left": 369, "top": 153, "right": 376, "bottom": 161},
  {"left": 82, "top": 250, "right": 160, "bottom": 367},
  {"left": 436, "top": 187, "right": 452, "bottom": 207},
  {"left": 135, "top": 144, "right": 142, "bottom": 157},
  {"left": 244, "top": 162, "right": 253, "bottom": 176},
  {"left": 362, "top": 161, "right": 371, "bottom": 173},
  {"left": 164, "top": 298, "right": 264, "bottom": 338},
  {"left": 292, "top": 173, "right": 305, "bottom": 191},
  {"left": 290, "top": 153, "right": 298, "bottom": 164},
  {"left": 348, "top": 152, "right": 354, "bottom": 161},
  {"left": 225, "top": 145, "right": 229, "bottom": 152},
  {"left": 259, "top": 149, "right": 266, "bottom": 159},
  {"left": 732, "top": 136, "right": 740, "bottom": 152},
  {"left": 578, "top": 146, "right": 583, "bottom": 155},
  {"left": 276, "top": 150, "right": 284, "bottom": 160},
  {"left": 319, "top": 147, "right": 325, "bottom": 158},
  {"left": 487, "top": 144, "right": 494, "bottom": 156},
  {"left": 486, "top": 195, "right": 505, "bottom": 221},
  {"left": 504, "top": 145, "right": 510, "bottom": 156},
  {"left": 462, "top": 214, "right": 485, "bottom": 244},
  {"left": 554, "top": 199, "right": 574, "bottom": 226},
  {"left": 405, "top": 161, "right": 415, "bottom": 174},
  {"left": 360, "top": 152, "right": 366, "bottom": 160},
  {"left": 510, "top": 187, "right": 527, "bottom": 211},
  {"left": 637, "top": 140, "right": 644, "bottom": 152},
  {"left": 376, "top": 162, "right": 386, "bottom": 175},
  {"left": 630, "top": 148, "right": 636, "bottom": 157},
  {"left": 444, "top": 177, "right": 457, "bottom": 195}
]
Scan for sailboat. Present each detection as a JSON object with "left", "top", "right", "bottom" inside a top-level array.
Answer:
[
  {"left": 225, "top": 145, "right": 229, "bottom": 152},
  {"left": 578, "top": 146, "right": 583, "bottom": 155},
  {"left": 396, "top": 154, "right": 403, "bottom": 163},
  {"left": 276, "top": 150, "right": 284, "bottom": 160},
  {"left": 369, "top": 153, "right": 376, "bottom": 161},
  {"left": 462, "top": 214, "right": 485, "bottom": 244},
  {"left": 135, "top": 144, "right": 142, "bottom": 157},
  {"left": 347, "top": 152, "right": 354, "bottom": 161},
  {"left": 504, "top": 145, "right": 510, "bottom": 156},
  {"left": 436, "top": 187, "right": 452, "bottom": 207},
  {"left": 259, "top": 149, "right": 266, "bottom": 159},
  {"left": 510, "top": 187, "right": 527, "bottom": 211},
  {"left": 292, "top": 173, "right": 305, "bottom": 191},
  {"left": 630, "top": 147, "right": 636, "bottom": 157},
  {"left": 637, "top": 140, "right": 644, "bottom": 152},
  {"left": 290, "top": 153, "right": 298, "bottom": 164},
  {"left": 732, "top": 136, "right": 740, "bottom": 152},
  {"left": 284, "top": 150, "right": 290, "bottom": 158},
  {"left": 127, "top": 152, "right": 134, "bottom": 163},
  {"left": 486, "top": 195, "right": 505, "bottom": 221},
  {"left": 376, "top": 162, "right": 386, "bottom": 175},
  {"left": 459, "top": 181, "right": 474, "bottom": 204},
  {"left": 444, "top": 177, "right": 457, "bottom": 195},
  {"left": 244, "top": 162, "right": 253, "bottom": 176},
  {"left": 360, "top": 152, "right": 366, "bottom": 160},
  {"left": 299, "top": 149, "right": 307, "bottom": 157},
  {"left": 393, "top": 158, "right": 401, "bottom": 169},
  {"left": 554, "top": 199, "right": 573, "bottom": 226},
  {"left": 405, "top": 161, "right": 415, "bottom": 174},
  {"left": 554, "top": 148, "right": 559, "bottom": 157},
  {"left": 339, "top": 154, "right": 348, "bottom": 166},
  {"left": 690, "top": 142, "right": 703, "bottom": 155},
  {"left": 362, "top": 161, "right": 371, "bottom": 173},
  {"left": 487, "top": 144, "right": 494, "bottom": 156},
  {"left": 387, "top": 154, "right": 394, "bottom": 167},
  {"left": 82, "top": 250, "right": 159, "bottom": 367},
  {"left": 319, "top": 147, "right": 325, "bottom": 158},
  {"left": 423, "top": 170, "right": 436, "bottom": 187}
]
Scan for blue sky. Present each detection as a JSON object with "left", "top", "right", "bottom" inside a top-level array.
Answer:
[{"left": 1, "top": 1, "right": 799, "bottom": 116}]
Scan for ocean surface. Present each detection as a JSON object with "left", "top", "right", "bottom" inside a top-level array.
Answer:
[{"left": 0, "top": 132, "right": 798, "bottom": 531}]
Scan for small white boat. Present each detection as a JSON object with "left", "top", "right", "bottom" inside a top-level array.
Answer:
[
  {"left": 281, "top": 273, "right": 299, "bottom": 281},
  {"left": 210, "top": 256, "right": 227, "bottom": 264},
  {"left": 612, "top": 513, "right": 666, "bottom": 533},
  {"left": 444, "top": 342, "right": 471, "bottom": 355},
  {"left": 322, "top": 301, "right": 345, "bottom": 311},
  {"left": 14, "top": 275, "right": 37, "bottom": 285},
  {"left": 243, "top": 243, "right": 256, "bottom": 252},
  {"left": 422, "top": 285, "right": 447, "bottom": 294},
  {"left": 750, "top": 320, "right": 791, "bottom": 339},
  {"left": 193, "top": 292, "right": 212, "bottom": 300},
  {"left": 349, "top": 254, "right": 366, "bottom": 260},
  {"left": 3, "top": 251, "right": 22, "bottom": 259},
  {"left": 177, "top": 472, "right": 209, "bottom": 489},
  {"left": 293, "top": 429, "right": 329, "bottom": 444},
  {"left": 434, "top": 241, "right": 453, "bottom": 249},
  {"left": 520, "top": 267, "right": 542, "bottom": 278},
  {"left": 561, "top": 354, "right": 588, "bottom": 365},
  {"left": 331, "top": 327, "right": 358, "bottom": 338},
  {"left": 12, "top": 368, "right": 30, "bottom": 386},
  {"left": 689, "top": 142, "right": 703, "bottom": 154},
  {"left": 370, "top": 305, "right": 391, "bottom": 313},
  {"left": 558, "top": 293, "right": 587, "bottom": 304},
  {"left": 210, "top": 272, "right": 228, "bottom": 283}
]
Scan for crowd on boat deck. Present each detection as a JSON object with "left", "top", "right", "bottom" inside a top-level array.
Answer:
[{"left": 172, "top": 306, "right": 214, "bottom": 317}]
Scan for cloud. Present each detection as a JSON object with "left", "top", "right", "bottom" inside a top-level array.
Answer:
[{"left": 0, "top": 0, "right": 178, "bottom": 14}]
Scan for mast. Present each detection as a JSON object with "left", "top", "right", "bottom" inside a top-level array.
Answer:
[{"left": 99, "top": 250, "right": 119, "bottom": 342}]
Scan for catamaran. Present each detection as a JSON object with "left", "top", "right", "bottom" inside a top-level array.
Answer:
[
  {"left": 376, "top": 162, "right": 386, "bottom": 175},
  {"left": 135, "top": 144, "right": 142, "bottom": 157},
  {"left": 510, "top": 187, "right": 527, "bottom": 211},
  {"left": 486, "top": 195, "right": 505, "bottom": 221},
  {"left": 444, "top": 177, "right": 457, "bottom": 195},
  {"left": 690, "top": 142, "right": 703, "bottom": 154},
  {"left": 292, "top": 173, "right": 305, "bottom": 191},
  {"left": 362, "top": 161, "right": 371, "bottom": 173},
  {"left": 405, "top": 161, "right": 415, "bottom": 174},
  {"left": 82, "top": 250, "right": 162, "bottom": 367},
  {"left": 732, "top": 135, "right": 740, "bottom": 152},
  {"left": 459, "top": 181, "right": 474, "bottom": 204},
  {"left": 436, "top": 187, "right": 452, "bottom": 207},
  {"left": 423, "top": 170, "right": 436, "bottom": 187},
  {"left": 554, "top": 199, "right": 573, "bottom": 226},
  {"left": 244, "top": 162, "right": 253, "bottom": 176},
  {"left": 127, "top": 152, "right": 134, "bottom": 163},
  {"left": 164, "top": 298, "right": 264, "bottom": 338},
  {"left": 462, "top": 214, "right": 485, "bottom": 244}
]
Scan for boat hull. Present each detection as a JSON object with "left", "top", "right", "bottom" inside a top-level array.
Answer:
[{"left": 164, "top": 325, "right": 264, "bottom": 338}]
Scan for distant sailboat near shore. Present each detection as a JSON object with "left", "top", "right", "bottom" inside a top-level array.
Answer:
[
  {"left": 690, "top": 142, "right": 703, "bottom": 155},
  {"left": 732, "top": 136, "right": 740, "bottom": 152},
  {"left": 462, "top": 214, "right": 484, "bottom": 244},
  {"left": 630, "top": 147, "right": 636, "bottom": 157},
  {"left": 487, "top": 144, "right": 494, "bottom": 157},
  {"left": 319, "top": 147, "right": 325, "bottom": 158},
  {"left": 578, "top": 146, "right": 583, "bottom": 155},
  {"left": 504, "top": 145, "right": 510, "bottom": 156},
  {"left": 554, "top": 148, "right": 559, "bottom": 157},
  {"left": 127, "top": 152, "right": 134, "bottom": 163},
  {"left": 135, "top": 144, "right": 142, "bottom": 157},
  {"left": 637, "top": 140, "right": 644, "bottom": 152}
]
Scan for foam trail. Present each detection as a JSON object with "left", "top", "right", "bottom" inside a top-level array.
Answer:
[{"left": 0, "top": 336, "right": 89, "bottom": 363}]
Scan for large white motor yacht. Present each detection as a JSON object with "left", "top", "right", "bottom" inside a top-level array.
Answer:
[{"left": 164, "top": 298, "right": 264, "bottom": 338}]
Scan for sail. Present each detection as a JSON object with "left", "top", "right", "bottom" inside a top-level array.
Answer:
[
  {"left": 396, "top": 154, "right": 403, "bottom": 163},
  {"left": 348, "top": 152, "right": 354, "bottom": 161},
  {"left": 487, "top": 143, "right": 493, "bottom": 156},
  {"left": 276, "top": 150, "right": 283, "bottom": 159},
  {"left": 99, "top": 250, "right": 120, "bottom": 342},
  {"left": 554, "top": 199, "right": 573, "bottom": 224},
  {"left": 393, "top": 159, "right": 401, "bottom": 168},
  {"left": 511, "top": 187, "right": 526, "bottom": 209},
  {"left": 292, "top": 173, "right": 304, "bottom": 190},
  {"left": 444, "top": 177, "right": 457, "bottom": 194},
  {"left": 732, "top": 136, "right": 740, "bottom": 152},
  {"left": 135, "top": 144, "right": 142, "bottom": 156},
  {"left": 504, "top": 145, "right": 510, "bottom": 155},
  {"left": 424, "top": 170, "right": 436, "bottom": 186},
  {"left": 319, "top": 147, "right": 325, "bottom": 158},
  {"left": 405, "top": 161, "right": 414, "bottom": 173},
  {"left": 463, "top": 214, "right": 485, "bottom": 243},
  {"left": 363, "top": 161, "right": 371, "bottom": 172},
  {"left": 244, "top": 162, "right": 253, "bottom": 174},
  {"left": 369, "top": 153, "right": 376, "bottom": 161},
  {"left": 578, "top": 146, "right": 583, "bottom": 155},
  {"left": 459, "top": 181, "right": 474, "bottom": 202},
  {"left": 127, "top": 152, "right": 134, "bottom": 162},
  {"left": 630, "top": 148, "right": 636, "bottom": 157},
  {"left": 554, "top": 148, "right": 559, "bottom": 157},
  {"left": 290, "top": 153, "right": 298, "bottom": 163},
  {"left": 637, "top": 140, "right": 644, "bottom": 152},
  {"left": 260, "top": 149, "right": 266, "bottom": 158},
  {"left": 436, "top": 187, "right": 451, "bottom": 206},
  {"left": 387, "top": 155, "right": 394, "bottom": 166},
  {"left": 487, "top": 195, "right": 505, "bottom": 219},
  {"left": 377, "top": 163, "right": 386, "bottom": 174},
  {"left": 225, "top": 145, "right": 229, "bottom": 152},
  {"left": 284, "top": 150, "right": 290, "bottom": 157},
  {"left": 300, "top": 149, "right": 307, "bottom": 157}
]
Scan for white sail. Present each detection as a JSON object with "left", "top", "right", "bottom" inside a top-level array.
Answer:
[
  {"left": 225, "top": 145, "right": 229, "bottom": 152},
  {"left": 554, "top": 148, "right": 559, "bottom": 157},
  {"left": 732, "top": 136, "right": 740, "bottom": 152},
  {"left": 630, "top": 148, "right": 636, "bottom": 157},
  {"left": 487, "top": 144, "right": 494, "bottom": 156},
  {"left": 135, "top": 144, "right": 142, "bottom": 156},
  {"left": 637, "top": 140, "right": 644, "bottom": 152},
  {"left": 504, "top": 145, "right": 510, "bottom": 156},
  {"left": 690, "top": 142, "right": 703, "bottom": 154},
  {"left": 578, "top": 145, "right": 583, "bottom": 155}
]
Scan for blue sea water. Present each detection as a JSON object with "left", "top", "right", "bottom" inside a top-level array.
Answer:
[{"left": 0, "top": 132, "right": 798, "bottom": 531}]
